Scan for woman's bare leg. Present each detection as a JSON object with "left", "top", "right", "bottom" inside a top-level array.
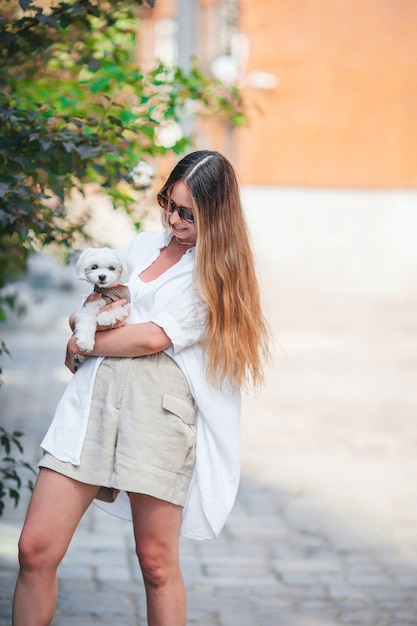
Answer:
[
  {"left": 129, "top": 493, "right": 186, "bottom": 626},
  {"left": 12, "top": 468, "right": 99, "bottom": 626}
]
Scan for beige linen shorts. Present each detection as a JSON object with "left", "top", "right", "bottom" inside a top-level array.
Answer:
[{"left": 40, "top": 352, "right": 196, "bottom": 506}]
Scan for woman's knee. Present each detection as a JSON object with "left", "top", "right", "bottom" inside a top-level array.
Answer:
[
  {"left": 136, "top": 542, "right": 179, "bottom": 589},
  {"left": 18, "top": 527, "right": 60, "bottom": 572}
]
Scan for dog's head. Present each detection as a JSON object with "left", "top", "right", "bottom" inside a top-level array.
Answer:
[{"left": 75, "top": 247, "right": 130, "bottom": 287}]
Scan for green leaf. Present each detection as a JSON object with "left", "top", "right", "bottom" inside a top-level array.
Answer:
[
  {"left": 91, "top": 78, "right": 110, "bottom": 93},
  {"left": 9, "top": 488, "right": 20, "bottom": 508}
]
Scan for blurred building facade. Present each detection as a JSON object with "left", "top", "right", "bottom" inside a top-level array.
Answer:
[{"left": 139, "top": 0, "right": 417, "bottom": 188}]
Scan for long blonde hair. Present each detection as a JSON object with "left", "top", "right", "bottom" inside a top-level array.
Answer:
[{"left": 159, "top": 150, "right": 270, "bottom": 390}]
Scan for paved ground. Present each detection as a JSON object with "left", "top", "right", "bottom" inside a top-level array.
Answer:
[{"left": 1, "top": 193, "right": 417, "bottom": 625}]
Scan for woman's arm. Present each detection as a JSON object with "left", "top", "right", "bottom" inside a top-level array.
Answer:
[{"left": 65, "top": 322, "right": 172, "bottom": 373}]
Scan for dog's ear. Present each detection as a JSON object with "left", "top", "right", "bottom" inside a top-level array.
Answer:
[
  {"left": 75, "top": 249, "right": 92, "bottom": 280},
  {"left": 117, "top": 252, "right": 131, "bottom": 283}
]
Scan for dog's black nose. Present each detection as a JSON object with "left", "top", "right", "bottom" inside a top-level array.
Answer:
[{"left": 98, "top": 274, "right": 106, "bottom": 282}]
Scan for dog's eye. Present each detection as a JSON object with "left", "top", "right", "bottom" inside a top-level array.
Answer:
[
  {"left": 90, "top": 264, "right": 98, "bottom": 270},
  {"left": 109, "top": 266, "right": 116, "bottom": 271}
]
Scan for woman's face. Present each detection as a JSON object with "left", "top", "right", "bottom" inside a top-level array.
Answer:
[{"left": 168, "top": 181, "right": 197, "bottom": 246}]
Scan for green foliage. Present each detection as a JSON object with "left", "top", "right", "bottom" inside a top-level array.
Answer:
[
  {"left": 0, "top": 345, "right": 36, "bottom": 517},
  {"left": 0, "top": 427, "right": 36, "bottom": 516}
]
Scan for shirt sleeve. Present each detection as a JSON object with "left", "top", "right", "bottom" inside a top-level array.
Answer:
[{"left": 151, "top": 288, "right": 208, "bottom": 354}]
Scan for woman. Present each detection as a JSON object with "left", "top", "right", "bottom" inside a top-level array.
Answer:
[{"left": 12, "top": 150, "right": 270, "bottom": 626}]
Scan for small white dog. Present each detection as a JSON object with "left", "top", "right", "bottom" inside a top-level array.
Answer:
[{"left": 74, "top": 247, "right": 130, "bottom": 353}]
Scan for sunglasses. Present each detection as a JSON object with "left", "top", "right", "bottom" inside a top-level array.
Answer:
[{"left": 157, "top": 193, "right": 195, "bottom": 224}]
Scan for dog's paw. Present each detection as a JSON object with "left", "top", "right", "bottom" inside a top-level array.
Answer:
[
  {"left": 96, "top": 306, "right": 127, "bottom": 327},
  {"left": 74, "top": 328, "right": 95, "bottom": 352},
  {"left": 73, "top": 354, "right": 87, "bottom": 370},
  {"left": 75, "top": 339, "right": 95, "bottom": 352},
  {"left": 75, "top": 307, "right": 100, "bottom": 351}
]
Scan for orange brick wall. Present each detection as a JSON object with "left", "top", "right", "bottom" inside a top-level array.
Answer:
[{"left": 235, "top": 0, "right": 417, "bottom": 187}]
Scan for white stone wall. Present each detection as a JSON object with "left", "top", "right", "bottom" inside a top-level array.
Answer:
[{"left": 242, "top": 187, "right": 417, "bottom": 298}]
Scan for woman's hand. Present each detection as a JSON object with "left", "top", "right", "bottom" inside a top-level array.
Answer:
[
  {"left": 65, "top": 334, "right": 84, "bottom": 373},
  {"left": 69, "top": 295, "right": 130, "bottom": 333},
  {"left": 95, "top": 299, "right": 130, "bottom": 332}
]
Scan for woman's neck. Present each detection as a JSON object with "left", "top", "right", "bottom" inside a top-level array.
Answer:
[{"left": 173, "top": 236, "right": 195, "bottom": 247}]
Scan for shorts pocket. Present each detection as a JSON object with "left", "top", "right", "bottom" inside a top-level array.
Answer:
[{"left": 162, "top": 393, "right": 196, "bottom": 425}]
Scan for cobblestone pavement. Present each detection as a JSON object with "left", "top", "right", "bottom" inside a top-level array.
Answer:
[{"left": 1, "top": 203, "right": 417, "bottom": 625}]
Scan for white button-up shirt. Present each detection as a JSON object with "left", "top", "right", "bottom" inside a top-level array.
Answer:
[{"left": 41, "top": 230, "right": 241, "bottom": 540}]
